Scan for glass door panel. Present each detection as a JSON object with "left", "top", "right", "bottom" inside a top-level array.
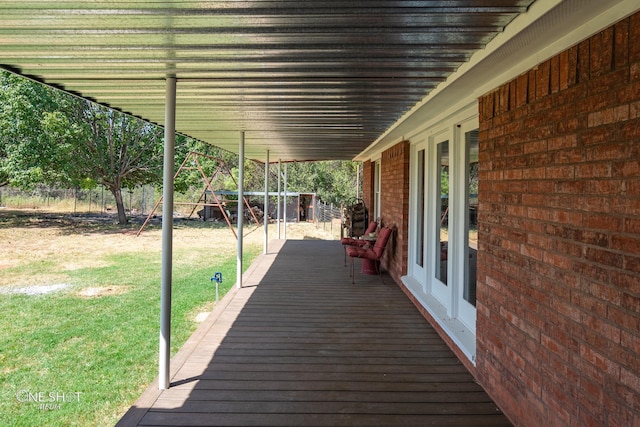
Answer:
[
  {"left": 464, "top": 130, "right": 479, "bottom": 307},
  {"left": 457, "top": 124, "right": 479, "bottom": 331},
  {"left": 435, "top": 140, "right": 449, "bottom": 285},
  {"left": 415, "top": 149, "right": 425, "bottom": 267}
]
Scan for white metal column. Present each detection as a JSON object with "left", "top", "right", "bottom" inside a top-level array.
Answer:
[
  {"left": 236, "top": 132, "right": 244, "bottom": 289},
  {"left": 264, "top": 150, "right": 269, "bottom": 254},
  {"left": 277, "top": 159, "right": 281, "bottom": 239},
  {"left": 159, "top": 76, "right": 176, "bottom": 390},
  {"left": 283, "top": 162, "right": 288, "bottom": 240}
]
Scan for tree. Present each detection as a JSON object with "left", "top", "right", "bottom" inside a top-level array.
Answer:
[
  {"left": 0, "top": 71, "right": 69, "bottom": 189},
  {"left": 286, "top": 160, "right": 360, "bottom": 205},
  {"left": 173, "top": 140, "right": 239, "bottom": 195},
  {"left": 43, "top": 101, "right": 175, "bottom": 224},
  {"left": 0, "top": 70, "right": 189, "bottom": 224},
  {"left": 1, "top": 70, "right": 362, "bottom": 222}
]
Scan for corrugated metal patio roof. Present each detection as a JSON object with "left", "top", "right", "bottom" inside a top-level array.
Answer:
[{"left": 0, "top": 1, "right": 535, "bottom": 162}]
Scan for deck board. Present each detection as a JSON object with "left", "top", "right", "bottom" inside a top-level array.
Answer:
[{"left": 118, "top": 240, "right": 511, "bottom": 427}]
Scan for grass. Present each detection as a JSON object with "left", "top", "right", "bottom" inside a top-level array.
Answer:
[{"left": 0, "top": 209, "right": 268, "bottom": 426}]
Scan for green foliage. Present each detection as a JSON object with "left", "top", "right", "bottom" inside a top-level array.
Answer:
[
  {"left": 286, "top": 160, "right": 360, "bottom": 205},
  {"left": 172, "top": 140, "right": 237, "bottom": 194},
  {"left": 440, "top": 167, "right": 449, "bottom": 196},
  {"left": 0, "top": 71, "right": 70, "bottom": 188},
  {"left": 78, "top": 177, "right": 98, "bottom": 191},
  {"left": 0, "top": 70, "right": 185, "bottom": 223},
  {"left": 1, "top": 70, "right": 364, "bottom": 215}
]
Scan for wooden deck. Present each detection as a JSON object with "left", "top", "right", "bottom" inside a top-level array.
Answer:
[{"left": 117, "top": 240, "right": 511, "bottom": 427}]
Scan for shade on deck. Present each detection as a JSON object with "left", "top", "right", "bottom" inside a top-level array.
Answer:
[{"left": 118, "top": 240, "right": 511, "bottom": 426}]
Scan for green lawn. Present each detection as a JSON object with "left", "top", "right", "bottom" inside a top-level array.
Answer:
[{"left": 0, "top": 244, "right": 260, "bottom": 426}]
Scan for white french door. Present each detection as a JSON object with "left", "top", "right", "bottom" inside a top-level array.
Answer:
[
  {"left": 408, "top": 118, "right": 479, "bottom": 331},
  {"left": 452, "top": 121, "right": 479, "bottom": 330},
  {"left": 409, "top": 141, "right": 427, "bottom": 288},
  {"left": 429, "top": 132, "right": 450, "bottom": 309}
]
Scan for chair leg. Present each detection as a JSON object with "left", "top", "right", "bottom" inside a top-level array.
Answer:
[
  {"left": 350, "top": 257, "right": 356, "bottom": 284},
  {"left": 378, "top": 261, "right": 385, "bottom": 285},
  {"left": 343, "top": 246, "right": 347, "bottom": 267}
]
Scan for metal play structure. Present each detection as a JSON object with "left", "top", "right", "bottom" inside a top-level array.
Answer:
[{"left": 136, "top": 151, "right": 259, "bottom": 237}]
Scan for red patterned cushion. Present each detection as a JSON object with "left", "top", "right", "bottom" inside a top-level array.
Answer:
[
  {"left": 342, "top": 237, "right": 368, "bottom": 247},
  {"left": 347, "top": 226, "right": 393, "bottom": 262},
  {"left": 346, "top": 246, "right": 361, "bottom": 257},
  {"left": 358, "top": 249, "right": 379, "bottom": 260},
  {"left": 364, "top": 221, "right": 378, "bottom": 234},
  {"left": 372, "top": 227, "right": 392, "bottom": 257}
]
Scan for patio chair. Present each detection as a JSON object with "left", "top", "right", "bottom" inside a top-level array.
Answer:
[
  {"left": 346, "top": 226, "right": 393, "bottom": 284},
  {"left": 340, "top": 220, "right": 378, "bottom": 266}
]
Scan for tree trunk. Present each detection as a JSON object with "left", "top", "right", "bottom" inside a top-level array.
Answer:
[{"left": 111, "top": 186, "right": 128, "bottom": 225}]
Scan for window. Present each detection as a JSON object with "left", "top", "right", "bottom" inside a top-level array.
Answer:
[
  {"left": 464, "top": 130, "right": 479, "bottom": 307},
  {"left": 435, "top": 140, "right": 449, "bottom": 285},
  {"left": 416, "top": 150, "right": 425, "bottom": 267}
]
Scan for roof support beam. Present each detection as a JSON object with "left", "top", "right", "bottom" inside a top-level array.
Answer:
[
  {"left": 264, "top": 149, "right": 269, "bottom": 254},
  {"left": 159, "top": 76, "right": 176, "bottom": 390},
  {"left": 277, "top": 160, "right": 281, "bottom": 239},
  {"left": 236, "top": 131, "right": 245, "bottom": 289},
  {"left": 283, "top": 163, "right": 288, "bottom": 240}
]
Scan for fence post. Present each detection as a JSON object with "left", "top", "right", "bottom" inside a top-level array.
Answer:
[
  {"left": 315, "top": 199, "right": 319, "bottom": 228},
  {"left": 330, "top": 203, "right": 333, "bottom": 234},
  {"left": 323, "top": 202, "right": 326, "bottom": 231},
  {"left": 340, "top": 203, "right": 344, "bottom": 238}
]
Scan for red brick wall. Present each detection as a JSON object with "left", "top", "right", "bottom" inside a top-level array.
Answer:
[
  {"left": 476, "top": 13, "right": 640, "bottom": 427},
  {"left": 380, "top": 142, "right": 410, "bottom": 283}
]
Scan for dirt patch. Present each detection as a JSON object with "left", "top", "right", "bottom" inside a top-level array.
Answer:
[
  {"left": 76, "top": 285, "right": 130, "bottom": 298},
  {"left": 0, "top": 208, "right": 339, "bottom": 289},
  {"left": 0, "top": 283, "right": 71, "bottom": 295}
]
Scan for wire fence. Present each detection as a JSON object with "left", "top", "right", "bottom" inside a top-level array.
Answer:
[
  {"left": 1, "top": 186, "right": 350, "bottom": 240},
  {"left": 0, "top": 185, "right": 157, "bottom": 216},
  {"left": 314, "top": 200, "right": 343, "bottom": 239}
]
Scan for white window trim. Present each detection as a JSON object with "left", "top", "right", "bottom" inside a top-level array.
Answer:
[{"left": 373, "top": 160, "right": 381, "bottom": 221}]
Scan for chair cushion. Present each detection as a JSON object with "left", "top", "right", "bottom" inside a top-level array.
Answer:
[
  {"left": 346, "top": 246, "right": 362, "bottom": 257},
  {"left": 358, "top": 249, "right": 379, "bottom": 261},
  {"left": 342, "top": 237, "right": 368, "bottom": 247},
  {"left": 347, "top": 226, "right": 392, "bottom": 261},
  {"left": 346, "top": 247, "right": 372, "bottom": 259},
  {"left": 372, "top": 227, "right": 392, "bottom": 257},
  {"left": 364, "top": 221, "right": 378, "bottom": 234}
]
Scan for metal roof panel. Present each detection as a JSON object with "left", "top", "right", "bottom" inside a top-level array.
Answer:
[{"left": 0, "top": 0, "right": 534, "bottom": 161}]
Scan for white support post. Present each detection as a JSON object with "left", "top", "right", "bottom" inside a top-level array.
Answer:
[
  {"left": 159, "top": 76, "right": 176, "bottom": 390},
  {"left": 264, "top": 150, "right": 269, "bottom": 254},
  {"left": 236, "top": 131, "right": 244, "bottom": 289},
  {"left": 283, "top": 162, "right": 288, "bottom": 240},
  {"left": 356, "top": 164, "right": 360, "bottom": 199},
  {"left": 277, "top": 159, "right": 282, "bottom": 239}
]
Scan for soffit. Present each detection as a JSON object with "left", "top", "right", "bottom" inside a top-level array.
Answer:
[{"left": 0, "top": 1, "right": 535, "bottom": 162}]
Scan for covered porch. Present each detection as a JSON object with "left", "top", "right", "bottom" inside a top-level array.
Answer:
[{"left": 117, "top": 239, "right": 510, "bottom": 427}]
